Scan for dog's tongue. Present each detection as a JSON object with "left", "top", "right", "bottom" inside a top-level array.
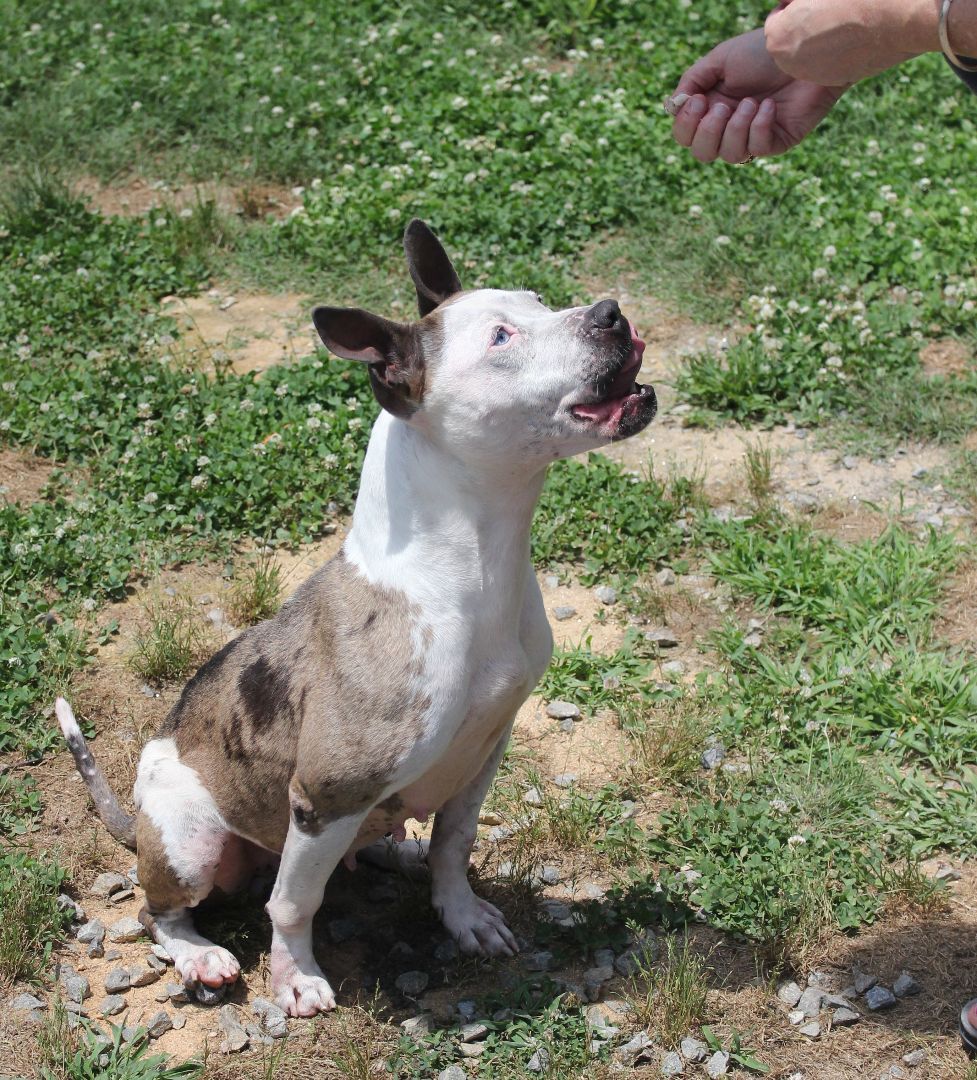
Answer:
[{"left": 572, "top": 398, "right": 628, "bottom": 423}]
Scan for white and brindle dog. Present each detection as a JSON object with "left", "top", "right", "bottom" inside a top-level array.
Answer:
[{"left": 56, "top": 219, "right": 657, "bottom": 1017}]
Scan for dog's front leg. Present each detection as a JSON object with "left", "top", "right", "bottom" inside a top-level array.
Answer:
[
  {"left": 265, "top": 808, "right": 365, "bottom": 1016},
  {"left": 428, "top": 725, "right": 519, "bottom": 957}
]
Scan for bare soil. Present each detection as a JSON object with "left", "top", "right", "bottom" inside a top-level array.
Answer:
[
  {"left": 0, "top": 448, "right": 58, "bottom": 506},
  {"left": 74, "top": 176, "right": 303, "bottom": 221}
]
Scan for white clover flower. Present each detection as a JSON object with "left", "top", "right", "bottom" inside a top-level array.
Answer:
[
  {"left": 204, "top": 412, "right": 217, "bottom": 426},
  {"left": 190, "top": 474, "right": 207, "bottom": 489},
  {"left": 822, "top": 244, "right": 836, "bottom": 259},
  {"left": 144, "top": 491, "right": 158, "bottom": 504},
  {"left": 867, "top": 210, "right": 883, "bottom": 226},
  {"left": 1, "top": 382, "right": 14, "bottom": 393},
  {"left": 641, "top": 40, "right": 655, "bottom": 50},
  {"left": 196, "top": 455, "right": 210, "bottom": 467},
  {"left": 137, "top": 401, "right": 152, "bottom": 417},
  {"left": 590, "top": 36, "right": 605, "bottom": 49},
  {"left": 714, "top": 235, "right": 731, "bottom": 247},
  {"left": 323, "top": 453, "right": 338, "bottom": 467},
  {"left": 76, "top": 267, "right": 89, "bottom": 278},
  {"left": 8, "top": 656, "right": 22, "bottom": 667},
  {"left": 271, "top": 105, "right": 284, "bottom": 115},
  {"left": 825, "top": 356, "right": 843, "bottom": 369},
  {"left": 812, "top": 267, "right": 828, "bottom": 283},
  {"left": 274, "top": 384, "right": 288, "bottom": 397},
  {"left": 348, "top": 417, "right": 363, "bottom": 430},
  {"left": 787, "top": 834, "right": 807, "bottom": 848},
  {"left": 688, "top": 204, "right": 702, "bottom": 218},
  {"left": 770, "top": 798, "right": 789, "bottom": 814},
  {"left": 132, "top": 100, "right": 142, "bottom": 111},
  {"left": 306, "top": 416, "right": 322, "bottom": 430}
]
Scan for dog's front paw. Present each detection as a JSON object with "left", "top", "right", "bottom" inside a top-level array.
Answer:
[
  {"left": 271, "top": 960, "right": 337, "bottom": 1017},
  {"left": 440, "top": 893, "right": 518, "bottom": 957},
  {"left": 177, "top": 946, "right": 241, "bottom": 999}
]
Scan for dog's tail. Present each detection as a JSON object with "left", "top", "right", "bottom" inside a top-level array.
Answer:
[{"left": 55, "top": 697, "right": 137, "bottom": 850}]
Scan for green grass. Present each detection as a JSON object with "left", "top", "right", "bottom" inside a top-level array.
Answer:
[
  {"left": 628, "top": 935, "right": 710, "bottom": 1049},
  {"left": 129, "top": 595, "right": 208, "bottom": 684},
  {"left": 226, "top": 548, "right": 284, "bottom": 626},
  {"left": 0, "top": 851, "right": 71, "bottom": 986}
]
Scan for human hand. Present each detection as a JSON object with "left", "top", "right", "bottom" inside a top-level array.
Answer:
[
  {"left": 667, "top": 28, "right": 845, "bottom": 162},
  {"left": 765, "top": 0, "right": 939, "bottom": 86}
]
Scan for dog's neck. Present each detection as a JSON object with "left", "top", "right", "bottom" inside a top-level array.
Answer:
[{"left": 344, "top": 412, "right": 547, "bottom": 610}]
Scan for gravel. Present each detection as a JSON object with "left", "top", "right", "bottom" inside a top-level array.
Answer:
[
  {"left": 594, "top": 586, "right": 617, "bottom": 605},
  {"left": 680, "top": 1037, "right": 708, "bottom": 1063},
  {"left": 218, "top": 1005, "right": 249, "bottom": 1053},
  {"left": 98, "top": 995, "right": 127, "bottom": 1017},
  {"left": 853, "top": 969, "right": 880, "bottom": 994},
  {"left": 777, "top": 981, "right": 803, "bottom": 1007},
  {"left": 614, "top": 932, "right": 656, "bottom": 976},
  {"left": 460, "top": 1022, "right": 489, "bottom": 1042},
  {"left": 552, "top": 773, "right": 577, "bottom": 788},
  {"left": 656, "top": 568, "right": 677, "bottom": 586},
  {"left": 545, "top": 701, "right": 580, "bottom": 720},
  {"left": 705, "top": 1050, "right": 730, "bottom": 1077},
  {"left": 893, "top": 972, "right": 922, "bottom": 998},
  {"left": 90, "top": 873, "right": 129, "bottom": 899},
  {"left": 662, "top": 659, "right": 685, "bottom": 676},
  {"left": 798, "top": 1021, "right": 821, "bottom": 1038},
  {"left": 552, "top": 605, "right": 577, "bottom": 621},
  {"left": 251, "top": 998, "right": 288, "bottom": 1039},
  {"left": 864, "top": 985, "right": 897, "bottom": 1011},
  {"left": 433, "top": 939, "right": 459, "bottom": 964},
  {"left": 395, "top": 970, "right": 429, "bottom": 996},
  {"left": 103, "top": 969, "right": 131, "bottom": 995},
  {"left": 76, "top": 919, "right": 105, "bottom": 946},
  {"left": 10, "top": 993, "right": 46, "bottom": 1012},
  {"left": 146, "top": 1011, "right": 173, "bottom": 1039},
  {"left": 902, "top": 1050, "right": 927, "bottom": 1067},
  {"left": 522, "top": 950, "right": 554, "bottom": 973},
  {"left": 526, "top": 1048, "right": 551, "bottom": 1072},
  {"left": 57, "top": 894, "right": 85, "bottom": 922},
  {"left": 107, "top": 917, "right": 146, "bottom": 943},
  {"left": 662, "top": 1050, "right": 685, "bottom": 1075},
  {"left": 832, "top": 1008, "right": 861, "bottom": 1026},
  {"left": 797, "top": 987, "right": 824, "bottom": 1017},
  {"left": 437, "top": 1068, "right": 467, "bottom": 1080},
  {"left": 400, "top": 1014, "right": 433, "bottom": 1037},
  {"left": 700, "top": 745, "right": 726, "bottom": 770},
  {"left": 523, "top": 786, "right": 543, "bottom": 806},
  {"left": 645, "top": 627, "right": 678, "bottom": 648}
]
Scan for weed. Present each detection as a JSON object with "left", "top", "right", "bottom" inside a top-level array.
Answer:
[
  {"left": 38, "top": 1017, "right": 202, "bottom": 1080},
  {"left": 700, "top": 1026, "right": 770, "bottom": 1075},
  {"left": 226, "top": 548, "right": 284, "bottom": 626},
  {"left": 743, "top": 441, "right": 774, "bottom": 509},
  {"left": 877, "top": 855, "right": 952, "bottom": 917},
  {"left": 0, "top": 851, "right": 70, "bottom": 986},
  {"left": 629, "top": 935, "right": 710, "bottom": 1047},
  {"left": 129, "top": 595, "right": 207, "bottom": 683},
  {"left": 618, "top": 696, "right": 710, "bottom": 787},
  {"left": 0, "top": 773, "right": 42, "bottom": 838}
]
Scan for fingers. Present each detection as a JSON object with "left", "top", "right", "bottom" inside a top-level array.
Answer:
[
  {"left": 718, "top": 98, "right": 759, "bottom": 163},
  {"left": 671, "top": 94, "right": 707, "bottom": 148},
  {"left": 747, "top": 97, "right": 778, "bottom": 157}
]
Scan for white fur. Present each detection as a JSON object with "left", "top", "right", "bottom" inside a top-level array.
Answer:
[{"left": 134, "top": 738, "right": 228, "bottom": 902}]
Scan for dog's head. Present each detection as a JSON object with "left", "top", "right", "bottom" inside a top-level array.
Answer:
[{"left": 313, "top": 220, "right": 656, "bottom": 467}]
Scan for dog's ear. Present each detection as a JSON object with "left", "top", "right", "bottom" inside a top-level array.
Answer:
[
  {"left": 403, "top": 219, "right": 462, "bottom": 317},
  {"left": 313, "top": 307, "right": 424, "bottom": 419}
]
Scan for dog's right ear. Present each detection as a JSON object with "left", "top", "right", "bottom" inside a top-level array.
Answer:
[
  {"left": 403, "top": 219, "right": 462, "bottom": 318},
  {"left": 312, "top": 307, "right": 424, "bottom": 419}
]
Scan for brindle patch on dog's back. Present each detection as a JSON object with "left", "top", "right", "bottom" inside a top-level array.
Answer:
[{"left": 155, "top": 551, "right": 429, "bottom": 852}]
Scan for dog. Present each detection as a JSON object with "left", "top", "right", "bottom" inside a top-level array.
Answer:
[{"left": 56, "top": 219, "right": 657, "bottom": 1017}]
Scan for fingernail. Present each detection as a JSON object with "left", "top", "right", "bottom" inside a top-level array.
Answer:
[
  {"left": 736, "top": 98, "right": 758, "bottom": 118},
  {"left": 688, "top": 96, "right": 706, "bottom": 116},
  {"left": 757, "top": 98, "right": 775, "bottom": 120},
  {"left": 664, "top": 92, "right": 689, "bottom": 116},
  {"left": 712, "top": 103, "right": 731, "bottom": 120}
]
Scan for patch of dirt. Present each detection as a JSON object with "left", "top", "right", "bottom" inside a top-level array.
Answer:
[
  {"left": 74, "top": 176, "right": 303, "bottom": 221},
  {"left": 920, "top": 337, "right": 973, "bottom": 377},
  {"left": 935, "top": 559, "right": 977, "bottom": 653},
  {"left": 0, "top": 448, "right": 57, "bottom": 506},
  {"left": 161, "top": 287, "right": 320, "bottom": 374}
]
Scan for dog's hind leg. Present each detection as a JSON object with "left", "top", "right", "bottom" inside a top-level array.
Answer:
[{"left": 427, "top": 726, "right": 519, "bottom": 957}]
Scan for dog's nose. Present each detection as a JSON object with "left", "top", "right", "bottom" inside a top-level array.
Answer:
[{"left": 587, "top": 299, "right": 626, "bottom": 333}]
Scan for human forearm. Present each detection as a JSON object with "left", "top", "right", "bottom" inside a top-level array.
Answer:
[{"left": 765, "top": 0, "right": 977, "bottom": 85}]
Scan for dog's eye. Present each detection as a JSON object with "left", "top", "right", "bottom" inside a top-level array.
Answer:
[{"left": 491, "top": 327, "right": 511, "bottom": 347}]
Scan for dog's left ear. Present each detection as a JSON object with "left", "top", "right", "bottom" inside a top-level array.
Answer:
[
  {"left": 403, "top": 219, "right": 462, "bottom": 317},
  {"left": 313, "top": 306, "right": 424, "bottom": 419}
]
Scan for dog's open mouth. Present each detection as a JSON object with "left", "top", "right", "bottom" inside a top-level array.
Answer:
[{"left": 570, "top": 327, "right": 656, "bottom": 434}]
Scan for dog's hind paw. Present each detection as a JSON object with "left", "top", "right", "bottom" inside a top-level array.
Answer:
[{"left": 441, "top": 894, "right": 519, "bottom": 958}]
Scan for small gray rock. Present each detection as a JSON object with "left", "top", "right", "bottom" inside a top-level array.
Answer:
[
  {"left": 559, "top": 718, "right": 575, "bottom": 733},
  {"left": 886, "top": 1068, "right": 909, "bottom": 1080},
  {"left": 893, "top": 972, "right": 921, "bottom": 998},
  {"left": 522, "top": 950, "right": 554, "bottom": 973},
  {"left": 788, "top": 1009, "right": 805, "bottom": 1025},
  {"left": 108, "top": 888, "right": 135, "bottom": 905},
  {"left": 76, "top": 919, "right": 105, "bottom": 945},
  {"left": 438, "top": 1068, "right": 467, "bottom": 1080},
  {"left": 656, "top": 568, "right": 677, "bottom": 586},
  {"left": 523, "top": 786, "right": 543, "bottom": 807},
  {"left": 902, "top": 1049, "right": 926, "bottom": 1067},
  {"left": 832, "top": 1008, "right": 861, "bottom": 1026},
  {"left": 546, "top": 700, "right": 581, "bottom": 720},
  {"left": 400, "top": 1014, "right": 433, "bottom": 1037},
  {"left": 613, "top": 933, "right": 656, "bottom": 976},
  {"left": 645, "top": 628, "right": 678, "bottom": 648},
  {"left": 595, "top": 586, "right": 617, "bottom": 605},
  {"left": 395, "top": 970, "right": 429, "bottom": 996},
  {"left": 777, "top": 980, "right": 803, "bottom": 1007},
  {"left": 98, "top": 995, "right": 127, "bottom": 1017},
  {"left": 701, "top": 745, "right": 726, "bottom": 770},
  {"left": 107, "top": 917, "right": 146, "bottom": 943},
  {"left": 105, "top": 949, "right": 123, "bottom": 962},
  {"left": 798, "top": 1021, "right": 821, "bottom": 1038},
  {"left": 616, "top": 1031, "right": 655, "bottom": 1064},
  {"left": 172, "top": 1013, "right": 187, "bottom": 1030},
  {"left": 527, "top": 1047, "right": 550, "bottom": 1072},
  {"left": 218, "top": 1005, "right": 249, "bottom": 1053},
  {"left": 59, "top": 969, "right": 90, "bottom": 1004},
  {"left": 88, "top": 943, "right": 105, "bottom": 960},
  {"left": 146, "top": 1011, "right": 173, "bottom": 1039},
  {"left": 797, "top": 987, "right": 824, "bottom": 1017},
  {"left": 705, "top": 1050, "right": 730, "bottom": 1078},
  {"left": 842, "top": 456, "right": 857, "bottom": 470},
  {"left": 911, "top": 467, "right": 928, "bottom": 479},
  {"left": 662, "top": 659, "right": 686, "bottom": 676},
  {"left": 552, "top": 773, "right": 577, "bottom": 788},
  {"left": 103, "top": 969, "right": 131, "bottom": 995},
  {"left": 583, "top": 964, "right": 614, "bottom": 987},
  {"left": 146, "top": 955, "right": 167, "bottom": 974},
  {"left": 662, "top": 1050, "right": 685, "bottom": 1076},
  {"left": 553, "top": 605, "right": 577, "bottom": 621},
  {"left": 865, "top": 985, "right": 897, "bottom": 1011},
  {"left": 251, "top": 998, "right": 288, "bottom": 1039},
  {"left": 150, "top": 944, "right": 173, "bottom": 964},
  {"left": 456, "top": 1000, "right": 477, "bottom": 1022},
  {"left": 433, "top": 939, "right": 459, "bottom": 964},
  {"left": 127, "top": 964, "right": 159, "bottom": 988},
  {"left": 91, "top": 872, "right": 128, "bottom": 898},
  {"left": 57, "top": 894, "right": 85, "bottom": 922},
  {"left": 538, "top": 865, "right": 562, "bottom": 886},
  {"left": 165, "top": 982, "right": 188, "bottom": 1003},
  {"left": 10, "top": 993, "right": 46, "bottom": 1012},
  {"left": 853, "top": 969, "right": 879, "bottom": 994},
  {"left": 680, "top": 1037, "right": 708, "bottom": 1063},
  {"left": 460, "top": 1022, "right": 489, "bottom": 1042}
]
